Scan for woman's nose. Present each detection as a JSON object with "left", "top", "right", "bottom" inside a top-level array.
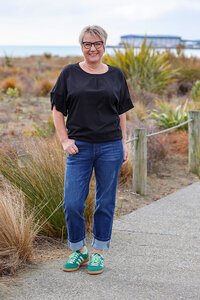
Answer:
[{"left": 90, "top": 44, "right": 96, "bottom": 50}]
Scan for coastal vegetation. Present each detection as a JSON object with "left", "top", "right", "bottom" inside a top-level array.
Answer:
[
  {"left": 151, "top": 99, "right": 189, "bottom": 130},
  {"left": 191, "top": 80, "right": 200, "bottom": 101},
  {"left": 0, "top": 42, "right": 200, "bottom": 278},
  {"left": 104, "top": 40, "right": 177, "bottom": 93}
]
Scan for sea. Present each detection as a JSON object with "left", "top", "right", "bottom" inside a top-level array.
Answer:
[{"left": 0, "top": 45, "right": 200, "bottom": 58}]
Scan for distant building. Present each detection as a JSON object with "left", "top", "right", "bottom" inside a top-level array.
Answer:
[
  {"left": 120, "top": 34, "right": 183, "bottom": 48},
  {"left": 183, "top": 39, "right": 200, "bottom": 48}
]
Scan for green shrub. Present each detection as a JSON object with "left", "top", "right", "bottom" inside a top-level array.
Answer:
[
  {"left": 151, "top": 100, "right": 188, "bottom": 130},
  {"left": 191, "top": 80, "right": 200, "bottom": 101},
  {"left": 6, "top": 87, "right": 20, "bottom": 97},
  {"left": 104, "top": 39, "right": 177, "bottom": 94}
]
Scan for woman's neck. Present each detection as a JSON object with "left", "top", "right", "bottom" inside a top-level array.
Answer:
[
  {"left": 82, "top": 61, "right": 101, "bottom": 71},
  {"left": 79, "top": 61, "right": 108, "bottom": 74}
]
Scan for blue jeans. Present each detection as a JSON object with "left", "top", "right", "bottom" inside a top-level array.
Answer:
[{"left": 63, "top": 139, "right": 124, "bottom": 251}]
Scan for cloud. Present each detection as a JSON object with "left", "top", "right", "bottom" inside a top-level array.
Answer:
[
  {"left": 0, "top": 0, "right": 199, "bottom": 44},
  {"left": 1, "top": 0, "right": 200, "bottom": 21},
  {"left": 1, "top": 0, "right": 200, "bottom": 19}
]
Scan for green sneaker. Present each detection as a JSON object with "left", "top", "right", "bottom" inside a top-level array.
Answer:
[
  {"left": 87, "top": 253, "right": 104, "bottom": 275},
  {"left": 63, "top": 250, "right": 89, "bottom": 272}
]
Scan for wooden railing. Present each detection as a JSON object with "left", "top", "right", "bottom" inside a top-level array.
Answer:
[{"left": 126, "top": 111, "right": 200, "bottom": 195}]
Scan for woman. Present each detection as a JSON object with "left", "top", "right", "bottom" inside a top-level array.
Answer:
[{"left": 50, "top": 25, "right": 134, "bottom": 275}]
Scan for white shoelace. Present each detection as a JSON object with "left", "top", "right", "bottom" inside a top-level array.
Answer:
[
  {"left": 68, "top": 252, "right": 80, "bottom": 264},
  {"left": 90, "top": 254, "right": 103, "bottom": 266}
]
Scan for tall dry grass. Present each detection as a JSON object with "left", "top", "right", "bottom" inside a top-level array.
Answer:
[
  {"left": 0, "top": 183, "right": 39, "bottom": 276},
  {"left": 118, "top": 152, "right": 133, "bottom": 186},
  {"left": 0, "top": 137, "right": 96, "bottom": 238},
  {"left": 35, "top": 79, "right": 53, "bottom": 96},
  {"left": 0, "top": 137, "right": 66, "bottom": 237},
  {"left": 84, "top": 173, "right": 95, "bottom": 233},
  {"left": 129, "top": 101, "right": 150, "bottom": 121}
]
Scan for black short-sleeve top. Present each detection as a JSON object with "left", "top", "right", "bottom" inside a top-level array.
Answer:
[{"left": 50, "top": 63, "right": 134, "bottom": 143}]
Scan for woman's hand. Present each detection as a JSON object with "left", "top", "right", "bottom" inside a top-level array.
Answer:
[
  {"left": 62, "top": 139, "right": 79, "bottom": 155},
  {"left": 122, "top": 142, "right": 128, "bottom": 165}
]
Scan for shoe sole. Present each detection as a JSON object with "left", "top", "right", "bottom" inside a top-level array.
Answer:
[
  {"left": 87, "top": 269, "right": 104, "bottom": 275},
  {"left": 63, "top": 257, "right": 90, "bottom": 272}
]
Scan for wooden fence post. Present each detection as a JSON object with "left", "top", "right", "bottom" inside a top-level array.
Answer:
[
  {"left": 188, "top": 111, "right": 200, "bottom": 176},
  {"left": 133, "top": 128, "right": 147, "bottom": 195}
]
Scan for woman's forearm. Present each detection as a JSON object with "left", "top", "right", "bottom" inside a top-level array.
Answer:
[
  {"left": 52, "top": 106, "right": 68, "bottom": 142},
  {"left": 119, "top": 112, "right": 128, "bottom": 164},
  {"left": 52, "top": 107, "right": 79, "bottom": 154},
  {"left": 119, "top": 113, "right": 127, "bottom": 143}
]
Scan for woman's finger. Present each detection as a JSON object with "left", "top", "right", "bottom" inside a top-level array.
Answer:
[
  {"left": 68, "top": 143, "right": 79, "bottom": 154},
  {"left": 73, "top": 144, "right": 79, "bottom": 153},
  {"left": 122, "top": 151, "right": 128, "bottom": 165}
]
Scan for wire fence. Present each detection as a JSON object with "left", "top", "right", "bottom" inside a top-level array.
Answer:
[
  {"left": 126, "top": 119, "right": 193, "bottom": 144},
  {"left": 130, "top": 111, "right": 200, "bottom": 195}
]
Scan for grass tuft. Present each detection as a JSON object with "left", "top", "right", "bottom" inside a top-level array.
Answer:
[
  {"left": 0, "top": 182, "right": 39, "bottom": 276},
  {"left": 35, "top": 79, "right": 53, "bottom": 96},
  {"left": 0, "top": 137, "right": 96, "bottom": 238}
]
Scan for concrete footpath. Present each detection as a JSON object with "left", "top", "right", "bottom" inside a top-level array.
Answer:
[{"left": 4, "top": 182, "right": 200, "bottom": 300}]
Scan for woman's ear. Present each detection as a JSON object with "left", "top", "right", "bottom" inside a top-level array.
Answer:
[{"left": 81, "top": 44, "right": 84, "bottom": 52}]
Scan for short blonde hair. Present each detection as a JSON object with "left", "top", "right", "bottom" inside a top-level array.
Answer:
[{"left": 79, "top": 25, "right": 108, "bottom": 45}]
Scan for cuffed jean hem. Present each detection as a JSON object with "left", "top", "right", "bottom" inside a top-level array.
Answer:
[
  {"left": 68, "top": 238, "right": 86, "bottom": 251},
  {"left": 91, "top": 237, "right": 111, "bottom": 250}
]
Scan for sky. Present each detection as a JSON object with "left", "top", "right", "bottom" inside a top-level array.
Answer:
[{"left": 0, "top": 0, "right": 199, "bottom": 46}]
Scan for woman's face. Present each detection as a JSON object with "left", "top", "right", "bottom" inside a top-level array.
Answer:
[{"left": 81, "top": 33, "right": 105, "bottom": 64}]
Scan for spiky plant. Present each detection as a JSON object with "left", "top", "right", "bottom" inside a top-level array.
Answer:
[
  {"left": 151, "top": 99, "right": 188, "bottom": 130},
  {"left": 104, "top": 39, "right": 177, "bottom": 94}
]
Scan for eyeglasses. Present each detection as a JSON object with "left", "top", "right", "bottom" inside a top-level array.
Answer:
[{"left": 82, "top": 41, "right": 104, "bottom": 49}]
